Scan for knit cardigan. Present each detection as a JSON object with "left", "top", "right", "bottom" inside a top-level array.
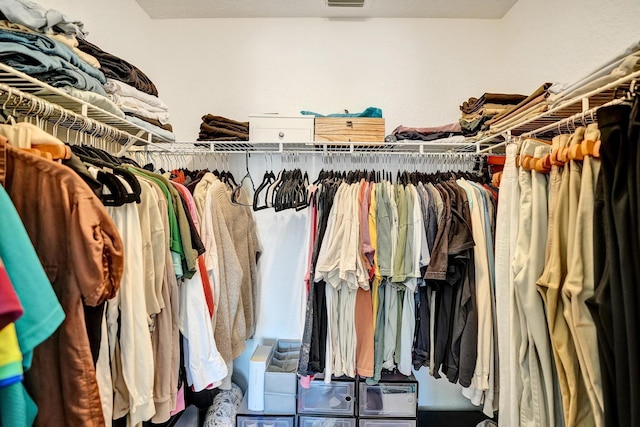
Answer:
[{"left": 204, "top": 181, "right": 261, "bottom": 362}]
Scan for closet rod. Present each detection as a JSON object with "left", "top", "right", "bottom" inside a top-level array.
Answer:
[
  {"left": 137, "top": 140, "right": 480, "bottom": 155},
  {"left": 0, "top": 83, "right": 137, "bottom": 149}
]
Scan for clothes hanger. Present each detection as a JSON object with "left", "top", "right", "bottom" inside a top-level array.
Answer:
[
  {"left": 253, "top": 154, "right": 276, "bottom": 211},
  {"left": 232, "top": 152, "right": 255, "bottom": 206}
]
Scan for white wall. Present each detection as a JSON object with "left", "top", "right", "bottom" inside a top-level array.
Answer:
[
  {"left": 497, "top": 0, "right": 640, "bottom": 94},
  {"left": 30, "top": 0, "right": 640, "bottom": 412},
  {"left": 152, "top": 18, "right": 503, "bottom": 141}
]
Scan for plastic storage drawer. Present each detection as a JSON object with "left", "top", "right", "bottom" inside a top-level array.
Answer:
[
  {"left": 358, "top": 419, "right": 416, "bottom": 427},
  {"left": 299, "top": 416, "right": 356, "bottom": 427},
  {"left": 297, "top": 379, "right": 356, "bottom": 416},
  {"left": 264, "top": 392, "right": 296, "bottom": 415},
  {"left": 358, "top": 382, "right": 417, "bottom": 417},
  {"left": 237, "top": 416, "right": 295, "bottom": 427}
]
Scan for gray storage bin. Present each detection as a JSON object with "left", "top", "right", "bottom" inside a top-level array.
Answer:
[
  {"left": 297, "top": 379, "right": 355, "bottom": 416},
  {"left": 264, "top": 392, "right": 296, "bottom": 415},
  {"left": 265, "top": 339, "right": 300, "bottom": 394},
  {"left": 299, "top": 416, "right": 356, "bottom": 427},
  {"left": 358, "top": 419, "right": 417, "bottom": 427},
  {"left": 358, "top": 381, "right": 417, "bottom": 417}
]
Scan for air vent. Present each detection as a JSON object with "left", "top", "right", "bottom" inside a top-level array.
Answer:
[{"left": 327, "top": 0, "right": 366, "bottom": 7}]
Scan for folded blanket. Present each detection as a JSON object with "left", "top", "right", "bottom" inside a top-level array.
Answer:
[
  {"left": 78, "top": 38, "right": 158, "bottom": 97},
  {"left": 104, "top": 78, "right": 167, "bottom": 109},
  {"left": 115, "top": 99, "right": 170, "bottom": 124},
  {"left": 54, "top": 86, "right": 125, "bottom": 118},
  {"left": 301, "top": 106, "right": 382, "bottom": 118},
  {"left": 0, "top": 28, "right": 104, "bottom": 83},
  {"left": 198, "top": 114, "right": 249, "bottom": 141},
  {"left": 393, "top": 122, "right": 461, "bottom": 134},
  {"left": 0, "top": 0, "right": 86, "bottom": 36},
  {"left": 486, "top": 83, "right": 552, "bottom": 126},
  {"left": 460, "top": 93, "right": 527, "bottom": 114},
  {"left": 0, "top": 20, "right": 100, "bottom": 69},
  {"left": 0, "top": 42, "right": 106, "bottom": 95},
  {"left": 127, "top": 113, "right": 172, "bottom": 132},
  {"left": 126, "top": 115, "right": 175, "bottom": 142}
]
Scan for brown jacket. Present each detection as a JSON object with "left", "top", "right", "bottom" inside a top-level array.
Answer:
[{"left": 0, "top": 137, "right": 123, "bottom": 426}]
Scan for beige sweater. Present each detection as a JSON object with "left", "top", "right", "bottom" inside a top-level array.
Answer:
[{"left": 205, "top": 181, "right": 261, "bottom": 362}]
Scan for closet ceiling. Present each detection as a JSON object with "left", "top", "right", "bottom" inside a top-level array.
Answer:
[{"left": 134, "top": 0, "right": 519, "bottom": 19}]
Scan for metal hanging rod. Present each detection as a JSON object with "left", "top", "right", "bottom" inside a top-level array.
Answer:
[
  {"left": 136, "top": 140, "right": 483, "bottom": 155},
  {"left": 0, "top": 62, "right": 172, "bottom": 146}
]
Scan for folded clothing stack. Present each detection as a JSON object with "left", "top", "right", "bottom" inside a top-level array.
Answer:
[
  {"left": 485, "top": 83, "right": 553, "bottom": 134},
  {"left": 103, "top": 78, "right": 175, "bottom": 141},
  {"left": 77, "top": 38, "right": 158, "bottom": 97},
  {"left": 198, "top": 114, "right": 249, "bottom": 141},
  {"left": 459, "top": 92, "right": 527, "bottom": 136},
  {"left": 0, "top": 0, "right": 175, "bottom": 141},
  {"left": 0, "top": 18, "right": 107, "bottom": 95},
  {"left": 387, "top": 123, "right": 464, "bottom": 143}
]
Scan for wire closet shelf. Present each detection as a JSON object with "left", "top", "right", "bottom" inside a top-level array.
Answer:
[{"left": 0, "top": 62, "right": 637, "bottom": 156}]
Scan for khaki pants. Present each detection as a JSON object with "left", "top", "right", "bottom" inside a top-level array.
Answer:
[
  {"left": 513, "top": 139, "right": 557, "bottom": 427},
  {"left": 537, "top": 128, "right": 593, "bottom": 427},
  {"left": 562, "top": 124, "right": 604, "bottom": 427}
]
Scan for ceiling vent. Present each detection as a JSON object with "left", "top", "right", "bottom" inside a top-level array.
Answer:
[{"left": 326, "top": 0, "right": 366, "bottom": 7}]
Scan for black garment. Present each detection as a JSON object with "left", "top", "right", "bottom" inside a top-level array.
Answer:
[
  {"left": 308, "top": 279, "right": 327, "bottom": 374},
  {"left": 177, "top": 191, "right": 206, "bottom": 257},
  {"left": 588, "top": 103, "right": 640, "bottom": 427},
  {"left": 438, "top": 181, "right": 475, "bottom": 385},
  {"left": 454, "top": 186, "right": 477, "bottom": 388},
  {"left": 300, "top": 182, "right": 339, "bottom": 376},
  {"left": 393, "top": 131, "right": 462, "bottom": 142},
  {"left": 77, "top": 38, "right": 159, "bottom": 96},
  {"left": 63, "top": 152, "right": 103, "bottom": 198},
  {"left": 413, "top": 280, "right": 428, "bottom": 370}
]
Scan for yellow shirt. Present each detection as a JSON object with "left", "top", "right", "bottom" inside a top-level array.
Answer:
[
  {"left": 369, "top": 183, "right": 383, "bottom": 331},
  {"left": 0, "top": 323, "right": 23, "bottom": 385}
]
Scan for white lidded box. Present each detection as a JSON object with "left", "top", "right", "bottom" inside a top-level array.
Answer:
[
  {"left": 249, "top": 114, "right": 315, "bottom": 142},
  {"left": 248, "top": 344, "right": 275, "bottom": 411}
]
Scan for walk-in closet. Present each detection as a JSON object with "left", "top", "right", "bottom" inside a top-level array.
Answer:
[{"left": 0, "top": 0, "right": 639, "bottom": 426}]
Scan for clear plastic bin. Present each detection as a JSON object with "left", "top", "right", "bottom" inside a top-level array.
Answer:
[
  {"left": 358, "top": 382, "right": 417, "bottom": 417},
  {"left": 299, "top": 416, "right": 357, "bottom": 427},
  {"left": 264, "top": 392, "right": 296, "bottom": 414},
  {"left": 237, "top": 416, "right": 295, "bottom": 427},
  {"left": 358, "top": 419, "right": 417, "bottom": 427},
  {"left": 297, "top": 379, "right": 356, "bottom": 416}
]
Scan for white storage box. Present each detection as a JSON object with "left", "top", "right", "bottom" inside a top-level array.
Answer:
[
  {"left": 358, "top": 419, "right": 417, "bottom": 427},
  {"left": 358, "top": 381, "right": 417, "bottom": 418},
  {"left": 249, "top": 114, "right": 315, "bottom": 142},
  {"left": 297, "top": 379, "right": 356, "bottom": 416},
  {"left": 248, "top": 344, "right": 275, "bottom": 411}
]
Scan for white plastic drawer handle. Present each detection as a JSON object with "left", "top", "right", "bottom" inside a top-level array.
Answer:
[{"left": 279, "top": 131, "right": 285, "bottom": 138}]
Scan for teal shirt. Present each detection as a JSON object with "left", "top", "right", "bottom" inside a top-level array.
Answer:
[{"left": 0, "top": 185, "right": 65, "bottom": 427}]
